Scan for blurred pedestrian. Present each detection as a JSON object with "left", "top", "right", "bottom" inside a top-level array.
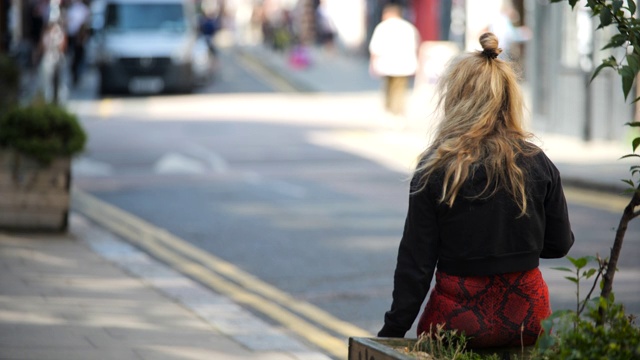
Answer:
[
  {"left": 37, "top": 19, "right": 67, "bottom": 103},
  {"left": 28, "top": 0, "right": 50, "bottom": 66},
  {"left": 200, "top": 6, "right": 221, "bottom": 55},
  {"left": 65, "top": 0, "right": 90, "bottom": 86},
  {"left": 368, "top": 4, "right": 420, "bottom": 123},
  {"left": 487, "top": 0, "right": 530, "bottom": 61},
  {"left": 377, "top": 33, "right": 574, "bottom": 348},
  {"left": 315, "top": 0, "right": 336, "bottom": 53}
]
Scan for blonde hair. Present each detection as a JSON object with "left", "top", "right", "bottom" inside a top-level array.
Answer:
[{"left": 416, "top": 32, "right": 538, "bottom": 216}]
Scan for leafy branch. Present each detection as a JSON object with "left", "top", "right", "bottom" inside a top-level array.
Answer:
[
  {"left": 551, "top": 255, "right": 606, "bottom": 317},
  {"left": 551, "top": 0, "right": 640, "bottom": 319}
]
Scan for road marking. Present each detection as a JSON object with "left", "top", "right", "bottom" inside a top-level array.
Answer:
[
  {"left": 184, "top": 144, "right": 229, "bottom": 173},
  {"left": 71, "top": 188, "right": 372, "bottom": 359},
  {"left": 235, "top": 51, "right": 300, "bottom": 92},
  {"left": 563, "top": 186, "right": 631, "bottom": 214},
  {"left": 153, "top": 152, "right": 207, "bottom": 174}
]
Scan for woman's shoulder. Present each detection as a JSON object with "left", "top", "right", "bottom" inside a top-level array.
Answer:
[
  {"left": 519, "top": 143, "right": 562, "bottom": 177},
  {"left": 410, "top": 152, "right": 443, "bottom": 192}
]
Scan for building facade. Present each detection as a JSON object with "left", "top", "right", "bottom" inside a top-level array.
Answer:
[{"left": 526, "top": 0, "right": 634, "bottom": 142}]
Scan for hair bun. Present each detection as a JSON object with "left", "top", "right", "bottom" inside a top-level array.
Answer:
[{"left": 479, "top": 32, "right": 502, "bottom": 59}]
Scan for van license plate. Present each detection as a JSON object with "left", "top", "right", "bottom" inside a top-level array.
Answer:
[{"left": 129, "top": 77, "right": 164, "bottom": 93}]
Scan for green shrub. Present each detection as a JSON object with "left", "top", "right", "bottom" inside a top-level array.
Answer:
[
  {"left": 0, "top": 103, "right": 87, "bottom": 164},
  {"left": 535, "top": 256, "right": 640, "bottom": 360},
  {"left": 537, "top": 300, "right": 640, "bottom": 359}
]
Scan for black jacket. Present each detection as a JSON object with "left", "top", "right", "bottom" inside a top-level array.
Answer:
[{"left": 378, "top": 149, "right": 575, "bottom": 337}]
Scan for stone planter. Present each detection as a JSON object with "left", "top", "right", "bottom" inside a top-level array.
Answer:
[
  {"left": 348, "top": 337, "right": 534, "bottom": 360},
  {"left": 348, "top": 337, "right": 417, "bottom": 360},
  {"left": 0, "top": 149, "right": 71, "bottom": 232}
]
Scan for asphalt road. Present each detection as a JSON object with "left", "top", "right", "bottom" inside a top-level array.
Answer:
[{"left": 69, "top": 48, "right": 640, "bottom": 354}]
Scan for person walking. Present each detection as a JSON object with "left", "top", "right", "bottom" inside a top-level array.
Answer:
[
  {"left": 316, "top": 0, "right": 337, "bottom": 53},
  {"left": 37, "top": 19, "right": 67, "bottom": 103},
  {"left": 65, "top": 0, "right": 90, "bottom": 86},
  {"left": 377, "top": 32, "right": 575, "bottom": 348},
  {"left": 368, "top": 4, "right": 420, "bottom": 122},
  {"left": 199, "top": 6, "right": 222, "bottom": 56}
]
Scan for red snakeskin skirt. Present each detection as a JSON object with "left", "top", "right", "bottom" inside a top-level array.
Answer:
[{"left": 417, "top": 268, "right": 551, "bottom": 348}]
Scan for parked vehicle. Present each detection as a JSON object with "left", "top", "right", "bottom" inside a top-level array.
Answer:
[{"left": 92, "top": 0, "right": 213, "bottom": 95}]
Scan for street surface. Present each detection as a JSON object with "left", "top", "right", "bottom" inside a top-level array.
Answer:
[{"left": 69, "top": 48, "right": 640, "bottom": 357}]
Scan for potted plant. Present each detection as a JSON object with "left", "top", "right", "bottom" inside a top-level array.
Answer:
[
  {"left": 349, "top": 325, "right": 533, "bottom": 360},
  {"left": 0, "top": 102, "right": 87, "bottom": 232}
]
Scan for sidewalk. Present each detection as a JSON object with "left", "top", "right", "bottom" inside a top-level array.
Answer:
[
  {"left": 235, "top": 44, "right": 636, "bottom": 194},
  {"left": 0, "top": 214, "right": 332, "bottom": 360}
]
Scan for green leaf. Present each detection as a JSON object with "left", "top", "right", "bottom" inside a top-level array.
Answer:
[
  {"left": 591, "top": 56, "right": 617, "bottom": 82},
  {"left": 551, "top": 266, "right": 574, "bottom": 272},
  {"left": 536, "top": 333, "right": 556, "bottom": 351},
  {"left": 540, "top": 318, "right": 553, "bottom": 334},
  {"left": 565, "top": 276, "right": 579, "bottom": 283},
  {"left": 628, "top": 54, "right": 640, "bottom": 73},
  {"left": 629, "top": 0, "right": 637, "bottom": 14},
  {"left": 569, "top": 0, "right": 581, "bottom": 9},
  {"left": 599, "top": 6, "right": 613, "bottom": 28},
  {"left": 623, "top": 73, "right": 635, "bottom": 100},
  {"left": 619, "top": 66, "right": 638, "bottom": 99},
  {"left": 584, "top": 268, "right": 597, "bottom": 278},
  {"left": 569, "top": 256, "right": 589, "bottom": 269},
  {"left": 622, "top": 179, "right": 635, "bottom": 187},
  {"left": 620, "top": 154, "right": 640, "bottom": 159},
  {"left": 591, "top": 63, "right": 613, "bottom": 82},
  {"left": 633, "top": 137, "right": 640, "bottom": 151},
  {"left": 602, "top": 34, "right": 627, "bottom": 50},
  {"left": 614, "top": 0, "right": 624, "bottom": 13},
  {"left": 620, "top": 64, "right": 635, "bottom": 77},
  {"left": 625, "top": 121, "right": 640, "bottom": 127}
]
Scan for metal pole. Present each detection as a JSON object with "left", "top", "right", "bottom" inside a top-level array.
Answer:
[
  {"left": 583, "top": 69, "right": 592, "bottom": 141},
  {"left": 578, "top": 7, "right": 594, "bottom": 142}
]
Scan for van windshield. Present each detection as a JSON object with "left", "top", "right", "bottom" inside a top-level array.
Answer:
[{"left": 104, "top": 3, "right": 186, "bottom": 32}]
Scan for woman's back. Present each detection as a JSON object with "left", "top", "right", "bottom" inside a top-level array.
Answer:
[{"left": 377, "top": 33, "right": 575, "bottom": 347}]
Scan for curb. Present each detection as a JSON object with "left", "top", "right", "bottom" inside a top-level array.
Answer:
[{"left": 562, "top": 177, "right": 631, "bottom": 197}]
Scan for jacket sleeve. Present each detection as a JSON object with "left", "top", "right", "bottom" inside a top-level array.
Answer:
[
  {"left": 540, "top": 159, "right": 575, "bottom": 258},
  {"left": 378, "top": 176, "right": 440, "bottom": 337}
]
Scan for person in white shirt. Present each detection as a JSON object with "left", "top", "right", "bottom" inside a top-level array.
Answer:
[{"left": 369, "top": 4, "right": 420, "bottom": 119}]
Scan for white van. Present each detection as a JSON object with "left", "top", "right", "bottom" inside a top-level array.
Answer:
[{"left": 92, "top": 0, "right": 213, "bottom": 94}]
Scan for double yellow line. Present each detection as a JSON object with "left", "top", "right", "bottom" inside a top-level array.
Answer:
[{"left": 72, "top": 188, "right": 371, "bottom": 359}]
